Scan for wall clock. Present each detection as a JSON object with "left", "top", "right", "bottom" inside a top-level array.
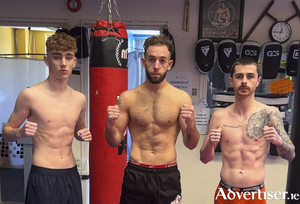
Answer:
[
  {"left": 269, "top": 21, "right": 292, "bottom": 43},
  {"left": 67, "top": 0, "right": 82, "bottom": 12}
]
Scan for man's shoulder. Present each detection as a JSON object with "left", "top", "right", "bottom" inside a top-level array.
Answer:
[
  {"left": 169, "top": 86, "right": 193, "bottom": 106},
  {"left": 123, "top": 83, "right": 150, "bottom": 96},
  {"left": 167, "top": 84, "right": 191, "bottom": 97},
  {"left": 19, "top": 85, "right": 39, "bottom": 98},
  {"left": 255, "top": 101, "right": 276, "bottom": 112},
  {"left": 120, "top": 88, "right": 135, "bottom": 98},
  {"left": 117, "top": 89, "right": 137, "bottom": 106},
  {"left": 23, "top": 81, "right": 46, "bottom": 93},
  {"left": 264, "top": 104, "right": 281, "bottom": 116},
  {"left": 70, "top": 87, "right": 85, "bottom": 97},
  {"left": 212, "top": 107, "right": 229, "bottom": 117},
  {"left": 67, "top": 88, "right": 86, "bottom": 105}
]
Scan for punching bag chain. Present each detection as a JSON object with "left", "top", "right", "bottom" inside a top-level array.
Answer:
[
  {"left": 113, "top": 0, "right": 121, "bottom": 22},
  {"left": 107, "top": 0, "right": 112, "bottom": 27},
  {"left": 97, "top": 0, "right": 106, "bottom": 20},
  {"left": 97, "top": 0, "right": 121, "bottom": 27}
]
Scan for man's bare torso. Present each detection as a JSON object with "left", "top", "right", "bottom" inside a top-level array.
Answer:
[
  {"left": 215, "top": 103, "right": 272, "bottom": 187},
  {"left": 26, "top": 82, "right": 84, "bottom": 168},
  {"left": 124, "top": 83, "right": 184, "bottom": 165}
]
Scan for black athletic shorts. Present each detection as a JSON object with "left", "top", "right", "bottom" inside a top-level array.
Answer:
[
  {"left": 120, "top": 160, "right": 182, "bottom": 204},
  {"left": 25, "top": 165, "right": 82, "bottom": 204}
]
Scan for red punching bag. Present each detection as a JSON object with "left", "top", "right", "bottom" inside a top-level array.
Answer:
[{"left": 89, "top": 3, "right": 128, "bottom": 203}]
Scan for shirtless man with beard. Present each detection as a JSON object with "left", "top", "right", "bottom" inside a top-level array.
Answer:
[{"left": 105, "top": 34, "right": 200, "bottom": 204}]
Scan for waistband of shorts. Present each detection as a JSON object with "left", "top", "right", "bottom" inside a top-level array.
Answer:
[
  {"left": 30, "top": 165, "right": 78, "bottom": 176},
  {"left": 129, "top": 159, "right": 177, "bottom": 169},
  {"left": 219, "top": 180, "right": 265, "bottom": 192}
]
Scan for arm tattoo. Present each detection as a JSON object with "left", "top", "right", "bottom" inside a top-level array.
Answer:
[
  {"left": 246, "top": 108, "right": 295, "bottom": 160},
  {"left": 278, "top": 139, "right": 295, "bottom": 161},
  {"left": 117, "top": 98, "right": 122, "bottom": 106},
  {"left": 269, "top": 108, "right": 295, "bottom": 161}
]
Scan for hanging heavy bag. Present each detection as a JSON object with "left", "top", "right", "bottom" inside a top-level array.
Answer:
[{"left": 89, "top": 1, "right": 128, "bottom": 204}]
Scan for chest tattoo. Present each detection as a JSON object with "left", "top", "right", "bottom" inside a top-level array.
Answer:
[
  {"left": 246, "top": 109, "right": 269, "bottom": 139},
  {"left": 223, "top": 124, "right": 239, "bottom": 129}
]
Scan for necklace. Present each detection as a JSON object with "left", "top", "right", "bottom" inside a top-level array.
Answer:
[{"left": 232, "top": 104, "right": 254, "bottom": 127}]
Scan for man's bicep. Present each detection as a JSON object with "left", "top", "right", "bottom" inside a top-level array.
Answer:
[
  {"left": 207, "top": 111, "right": 221, "bottom": 132},
  {"left": 269, "top": 107, "right": 289, "bottom": 136},
  {"left": 75, "top": 109, "right": 86, "bottom": 133},
  {"left": 201, "top": 114, "right": 215, "bottom": 149},
  {"left": 179, "top": 114, "right": 187, "bottom": 136},
  {"left": 181, "top": 90, "right": 193, "bottom": 105},
  {"left": 178, "top": 91, "right": 193, "bottom": 133},
  {"left": 201, "top": 113, "right": 219, "bottom": 148},
  {"left": 6, "top": 92, "right": 31, "bottom": 128},
  {"left": 114, "top": 109, "right": 129, "bottom": 136},
  {"left": 274, "top": 117, "right": 292, "bottom": 145}
]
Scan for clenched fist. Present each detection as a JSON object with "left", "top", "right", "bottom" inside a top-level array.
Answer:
[
  {"left": 20, "top": 121, "right": 37, "bottom": 138},
  {"left": 106, "top": 105, "right": 120, "bottom": 128}
]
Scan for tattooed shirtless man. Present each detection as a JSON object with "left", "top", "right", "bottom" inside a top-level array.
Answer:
[{"left": 200, "top": 57, "right": 295, "bottom": 204}]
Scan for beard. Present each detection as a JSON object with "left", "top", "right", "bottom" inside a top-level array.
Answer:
[{"left": 146, "top": 69, "right": 167, "bottom": 84}]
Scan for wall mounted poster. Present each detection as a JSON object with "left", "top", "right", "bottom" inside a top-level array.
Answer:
[{"left": 198, "top": 0, "right": 244, "bottom": 42}]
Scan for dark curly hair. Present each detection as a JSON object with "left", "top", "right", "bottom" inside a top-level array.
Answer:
[
  {"left": 46, "top": 32, "right": 77, "bottom": 53},
  {"left": 143, "top": 34, "right": 174, "bottom": 58}
]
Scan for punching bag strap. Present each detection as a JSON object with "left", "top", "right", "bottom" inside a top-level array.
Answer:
[{"left": 93, "top": 26, "right": 119, "bottom": 32}]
